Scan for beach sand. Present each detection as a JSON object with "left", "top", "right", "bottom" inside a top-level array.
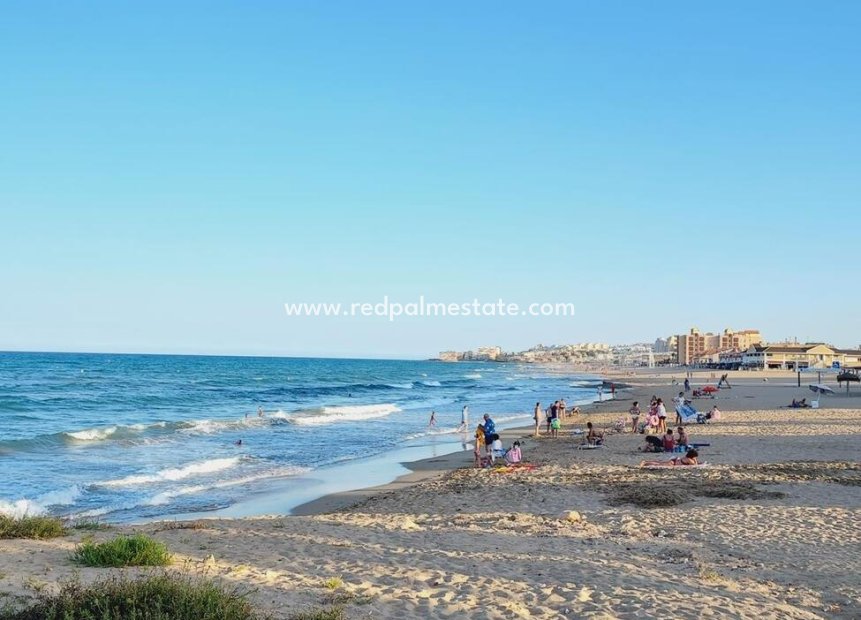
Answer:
[{"left": 2, "top": 371, "right": 860, "bottom": 619}]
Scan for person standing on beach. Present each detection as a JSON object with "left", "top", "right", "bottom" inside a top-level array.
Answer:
[
  {"left": 429, "top": 411, "right": 437, "bottom": 427},
  {"left": 482, "top": 414, "right": 496, "bottom": 448},
  {"left": 629, "top": 401, "right": 641, "bottom": 433},
  {"left": 656, "top": 398, "right": 668, "bottom": 434},
  {"left": 460, "top": 405, "right": 469, "bottom": 431},
  {"left": 673, "top": 392, "right": 686, "bottom": 424},
  {"left": 533, "top": 402, "right": 541, "bottom": 436},
  {"left": 473, "top": 424, "right": 486, "bottom": 467},
  {"left": 684, "top": 378, "right": 690, "bottom": 393}
]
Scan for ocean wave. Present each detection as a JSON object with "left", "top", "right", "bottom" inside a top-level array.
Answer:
[
  {"left": 97, "top": 457, "right": 242, "bottom": 488},
  {"left": 386, "top": 382, "right": 414, "bottom": 389},
  {"left": 0, "top": 485, "right": 84, "bottom": 518},
  {"left": 419, "top": 380, "right": 442, "bottom": 387},
  {"left": 463, "top": 373, "right": 482, "bottom": 379},
  {"left": 290, "top": 403, "right": 401, "bottom": 426},
  {"left": 146, "top": 465, "right": 310, "bottom": 506},
  {"left": 402, "top": 413, "right": 531, "bottom": 442},
  {"left": 66, "top": 426, "right": 118, "bottom": 441},
  {"left": 402, "top": 426, "right": 466, "bottom": 440}
]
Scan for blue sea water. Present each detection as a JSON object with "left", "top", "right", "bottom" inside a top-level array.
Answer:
[{"left": 0, "top": 352, "right": 600, "bottom": 522}]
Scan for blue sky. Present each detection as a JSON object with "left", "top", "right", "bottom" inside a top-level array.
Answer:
[{"left": 1, "top": 1, "right": 859, "bottom": 357}]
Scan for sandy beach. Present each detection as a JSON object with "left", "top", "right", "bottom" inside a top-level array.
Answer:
[{"left": 3, "top": 370, "right": 860, "bottom": 619}]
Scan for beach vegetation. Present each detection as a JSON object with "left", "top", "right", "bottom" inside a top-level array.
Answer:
[
  {"left": 0, "top": 574, "right": 261, "bottom": 620},
  {"left": 71, "top": 533, "right": 171, "bottom": 567},
  {"left": 322, "top": 576, "right": 343, "bottom": 591},
  {"left": 289, "top": 606, "right": 345, "bottom": 620},
  {"left": 0, "top": 515, "right": 66, "bottom": 540},
  {"left": 68, "top": 519, "right": 112, "bottom": 531}
]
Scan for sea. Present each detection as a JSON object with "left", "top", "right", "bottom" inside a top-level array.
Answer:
[{"left": 0, "top": 352, "right": 602, "bottom": 522}]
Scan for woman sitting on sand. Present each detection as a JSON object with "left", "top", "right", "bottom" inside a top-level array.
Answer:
[
  {"left": 641, "top": 448, "right": 699, "bottom": 467},
  {"left": 662, "top": 431, "right": 675, "bottom": 452}
]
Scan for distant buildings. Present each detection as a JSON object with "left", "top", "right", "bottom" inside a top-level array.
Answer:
[
  {"left": 437, "top": 346, "right": 502, "bottom": 362},
  {"left": 676, "top": 328, "right": 763, "bottom": 366},
  {"left": 742, "top": 343, "right": 861, "bottom": 370},
  {"left": 437, "top": 343, "right": 612, "bottom": 363}
]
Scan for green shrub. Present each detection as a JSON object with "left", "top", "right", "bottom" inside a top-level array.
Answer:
[
  {"left": 0, "top": 515, "right": 66, "bottom": 540},
  {"left": 0, "top": 574, "right": 261, "bottom": 620},
  {"left": 71, "top": 533, "right": 171, "bottom": 567},
  {"left": 290, "top": 607, "right": 345, "bottom": 620}
]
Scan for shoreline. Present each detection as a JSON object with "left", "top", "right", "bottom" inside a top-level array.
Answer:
[
  {"left": 4, "top": 368, "right": 861, "bottom": 618},
  {"left": 278, "top": 367, "right": 861, "bottom": 518}
]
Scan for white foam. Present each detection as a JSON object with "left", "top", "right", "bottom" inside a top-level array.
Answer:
[
  {"left": 66, "top": 426, "right": 118, "bottom": 441},
  {"left": 36, "top": 485, "right": 82, "bottom": 507},
  {"left": 420, "top": 380, "right": 442, "bottom": 387},
  {"left": 146, "top": 465, "right": 310, "bottom": 506},
  {"left": 387, "top": 382, "right": 414, "bottom": 389},
  {"left": 291, "top": 403, "right": 401, "bottom": 426},
  {"left": 98, "top": 457, "right": 241, "bottom": 488},
  {"left": 0, "top": 484, "right": 84, "bottom": 518},
  {"left": 463, "top": 373, "right": 482, "bottom": 379},
  {"left": 0, "top": 499, "right": 46, "bottom": 518}
]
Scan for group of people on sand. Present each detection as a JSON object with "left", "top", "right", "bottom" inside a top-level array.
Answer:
[
  {"left": 640, "top": 425, "right": 690, "bottom": 453},
  {"left": 532, "top": 400, "right": 580, "bottom": 438},
  {"left": 628, "top": 396, "right": 669, "bottom": 434},
  {"left": 473, "top": 413, "right": 523, "bottom": 468}
]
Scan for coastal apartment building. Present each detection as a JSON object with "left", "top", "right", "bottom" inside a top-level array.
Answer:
[
  {"left": 742, "top": 344, "right": 861, "bottom": 370},
  {"left": 676, "top": 328, "right": 763, "bottom": 365}
]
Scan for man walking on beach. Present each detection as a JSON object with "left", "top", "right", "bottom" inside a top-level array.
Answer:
[{"left": 460, "top": 405, "right": 469, "bottom": 431}]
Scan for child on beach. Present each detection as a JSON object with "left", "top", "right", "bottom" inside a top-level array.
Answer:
[
  {"left": 641, "top": 434, "right": 663, "bottom": 452},
  {"left": 629, "top": 401, "right": 640, "bottom": 433},
  {"left": 490, "top": 434, "right": 504, "bottom": 461},
  {"left": 656, "top": 398, "right": 668, "bottom": 434},
  {"left": 550, "top": 416, "right": 561, "bottom": 438},
  {"left": 586, "top": 421, "right": 604, "bottom": 445},
  {"left": 505, "top": 441, "right": 522, "bottom": 464},
  {"left": 473, "top": 424, "right": 485, "bottom": 467}
]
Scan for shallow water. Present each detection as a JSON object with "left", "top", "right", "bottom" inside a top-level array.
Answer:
[{"left": 0, "top": 352, "right": 599, "bottom": 522}]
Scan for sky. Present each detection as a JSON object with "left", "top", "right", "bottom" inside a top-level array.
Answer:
[{"left": 1, "top": 1, "right": 859, "bottom": 358}]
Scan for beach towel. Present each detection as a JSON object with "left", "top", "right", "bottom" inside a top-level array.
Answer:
[
  {"left": 639, "top": 461, "right": 709, "bottom": 469},
  {"left": 675, "top": 404, "right": 700, "bottom": 424}
]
